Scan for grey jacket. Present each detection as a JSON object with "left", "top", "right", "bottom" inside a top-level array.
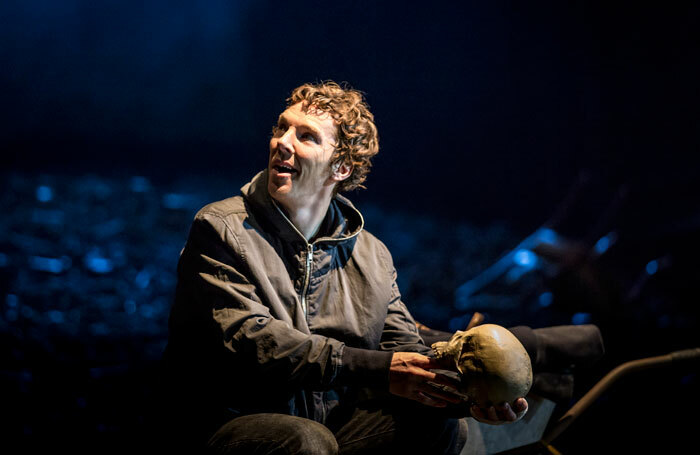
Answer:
[{"left": 164, "top": 170, "right": 430, "bottom": 434}]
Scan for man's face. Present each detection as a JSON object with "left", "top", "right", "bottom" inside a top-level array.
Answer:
[{"left": 268, "top": 102, "right": 339, "bottom": 206}]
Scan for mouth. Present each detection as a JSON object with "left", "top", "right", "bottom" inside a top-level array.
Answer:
[{"left": 272, "top": 163, "right": 299, "bottom": 175}]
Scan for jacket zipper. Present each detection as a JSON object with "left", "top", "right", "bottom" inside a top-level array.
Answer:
[
  {"left": 270, "top": 201, "right": 316, "bottom": 320},
  {"left": 301, "top": 244, "right": 313, "bottom": 318}
]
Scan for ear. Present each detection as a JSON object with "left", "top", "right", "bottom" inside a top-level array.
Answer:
[{"left": 331, "top": 161, "right": 353, "bottom": 182}]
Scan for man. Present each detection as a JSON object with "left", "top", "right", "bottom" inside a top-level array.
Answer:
[{"left": 162, "top": 81, "right": 527, "bottom": 454}]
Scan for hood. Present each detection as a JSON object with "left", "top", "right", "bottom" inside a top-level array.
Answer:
[{"left": 241, "top": 169, "right": 364, "bottom": 244}]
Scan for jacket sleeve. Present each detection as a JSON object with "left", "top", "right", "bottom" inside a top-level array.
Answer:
[
  {"left": 376, "top": 243, "right": 433, "bottom": 355},
  {"left": 170, "top": 211, "right": 392, "bottom": 392}
]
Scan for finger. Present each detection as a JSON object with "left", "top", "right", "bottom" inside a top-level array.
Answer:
[
  {"left": 403, "top": 353, "right": 440, "bottom": 370},
  {"left": 470, "top": 405, "right": 501, "bottom": 425},
  {"left": 415, "top": 391, "right": 448, "bottom": 408},
  {"left": 426, "top": 381, "right": 469, "bottom": 401},
  {"left": 419, "top": 384, "right": 463, "bottom": 404},
  {"left": 512, "top": 397, "right": 528, "bottom": 413},
  {"left": 421, "top": 356, "right": 443, "bottom": 369},
  {"left": 428, "top": 372, "right": 461, "bottom": 389},
  {"left": 486, "top": 405, "right": 499, "bottom": 421},
  {"left": 496, "top": 402, "right": 517, "bottom": 421},
  {"left": 514, "top": 399, "right": 528, "bottom": 420},
  {"left": 397, "top": 363, "right": 438, "bottom": 382}
]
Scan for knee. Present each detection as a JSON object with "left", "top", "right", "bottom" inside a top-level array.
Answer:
[
  {"left": 284, "top": 417, "right": 339, "bottom": 455},
  {"left": 207, "top": 413, "right": 338, "bottom": 455}
]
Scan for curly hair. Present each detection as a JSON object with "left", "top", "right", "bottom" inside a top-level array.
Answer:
[{"left": 286, "top": 81, "right": 379, "bottom": 193}]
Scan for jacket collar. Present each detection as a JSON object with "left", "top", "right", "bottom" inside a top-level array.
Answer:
[{"left": 241, "top": 169, "right": 364, "bottom": 245}]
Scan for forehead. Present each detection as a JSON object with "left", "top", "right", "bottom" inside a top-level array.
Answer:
[{"left": 280, "top": 102, "right": 337, "bottom": 140}]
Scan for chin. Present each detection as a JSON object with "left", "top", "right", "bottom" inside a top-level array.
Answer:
[{"left": 268, "top": 182, "right": 291, "bottom": 200}]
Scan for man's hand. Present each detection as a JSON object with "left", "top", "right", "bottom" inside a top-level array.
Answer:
[
  {"left": 470, "top": 398, "right": 529, "bottom": 425},
  {"left": 388, "top": 352, "right": 463, "bottom": 408}
]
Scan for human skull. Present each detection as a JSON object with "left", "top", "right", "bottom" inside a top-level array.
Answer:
[{"left": 432, "top": 324, "right": 533, "bottom": 406}]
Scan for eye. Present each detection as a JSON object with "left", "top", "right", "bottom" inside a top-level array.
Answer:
[
  {"left": 272, "top": 123, "right": 288, "bottom": 136},
  {"left": 300, "top": 132, "right": 318, "bottom": 143}
]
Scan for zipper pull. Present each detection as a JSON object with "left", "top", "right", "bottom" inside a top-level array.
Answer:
[
  {"left": 301, "top": 244, "right": 314, "bottom": 319},
  {"left": 306, "top": 244, "right": 314, "bottom": 266}
]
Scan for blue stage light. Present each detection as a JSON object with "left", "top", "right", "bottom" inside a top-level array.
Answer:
[
  {"left": 84, "top": 250, "right": 114, "bottom": 274},
  {"left": 162, "top": 193, "right": 194, "bottom": 210},
  {"left": 513, "top": 249, "right": 537, "bottom": 268},
  {"left": 593, "top": 231, "right": 617, "bottom": 255},
  {"left": 6, "top": 294, "right": 19, "bottom": 307},
  {"left": 571, "top": 312, "right": 592, "bottom": 325},
  {"left": 594, "top": 236, "right": 609, "bottom": 254},
  {"left": 48, "top": 310, "right": 65, "bottom": 324},
  {"left": 646, "top": 260, "right": 658, "bottom": 275},
  {"left": 537, "top": 228, "right": 558, "bottom": 245},
  {"left": 538, "top": 291, "right": 553, "bottom": 307},
  {"left": 29, "top": 255, "right": 70, "bottom": 274},
  {"left": 35, "top": 185, "right": 54, "bottom": 203},
  {"left": 135, "top": 269, "right": 151, "bottom": 289}
]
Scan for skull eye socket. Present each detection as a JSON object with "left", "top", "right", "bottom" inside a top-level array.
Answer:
[{"left": 458, "top": 335, "right": 473, "bottom": 354}]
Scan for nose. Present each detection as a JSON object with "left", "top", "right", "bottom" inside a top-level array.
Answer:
[{"left": 277, "top": 127, "right": 296, "bottom": 156}]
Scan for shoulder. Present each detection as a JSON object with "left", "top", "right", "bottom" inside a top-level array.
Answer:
[
  {"left": 355, "top": 229, "right": 395, "bottom": 271},
  {"left": 192, "top": 195, "right": 252, "bottom": 231},
  {"left": 196, "top": 195, "right": 247, "bottom": 221},
  {"left": 185, "top": 195, "right": 252, "bottom": 251},
  {"left": 357, "top": 229, "right": 388, "bottom": 252}
]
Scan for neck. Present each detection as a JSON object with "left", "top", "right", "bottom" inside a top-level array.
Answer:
[{"left": 276, "top": 192, "right": 334, "bottom": 241}]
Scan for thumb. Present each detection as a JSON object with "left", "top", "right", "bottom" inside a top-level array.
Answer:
[{"left": 393, "top": 352, "right": 437, "bottom": 369}]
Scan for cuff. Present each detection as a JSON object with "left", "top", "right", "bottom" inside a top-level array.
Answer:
[{"left": 337, "top": 346, "right": 393, "bottom": 388}]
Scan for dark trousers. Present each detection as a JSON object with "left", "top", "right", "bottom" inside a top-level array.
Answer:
[{"left": 206, "top": 396, "right": 468, "bottom": 455}]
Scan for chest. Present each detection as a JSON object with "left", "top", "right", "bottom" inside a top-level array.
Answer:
[{"left": 269, "top": 240, "right": 392, "bottom": 349}]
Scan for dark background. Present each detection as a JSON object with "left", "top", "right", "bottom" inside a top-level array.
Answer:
[{"left": 1, "top": 1, "right": 699, "bottom": 453}]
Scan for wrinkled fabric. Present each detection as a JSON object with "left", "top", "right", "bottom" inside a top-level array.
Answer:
[
  {"left": 206, "top": 414, "right": 339, "bottom": 455},
  {"left": 163, "top": 170, "right": 430, "bottom": 443},
  {"left": 206, "top": 398, "right": 467, "bottom": 455}
]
